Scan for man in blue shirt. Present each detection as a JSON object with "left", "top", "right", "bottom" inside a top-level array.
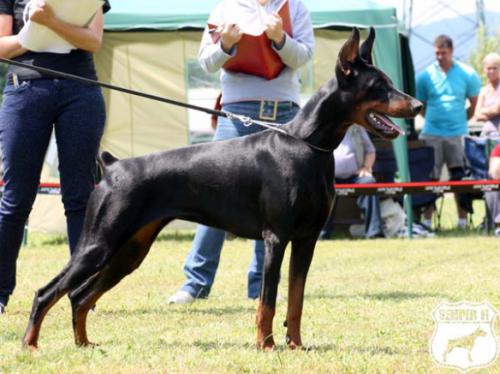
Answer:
[{"left": 416, "top": 35, "right": 481, "bottom": 230}]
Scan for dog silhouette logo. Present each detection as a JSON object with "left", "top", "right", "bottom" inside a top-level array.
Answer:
[{"left": 430, "top": 301, "right": 498, "bottom": 371}]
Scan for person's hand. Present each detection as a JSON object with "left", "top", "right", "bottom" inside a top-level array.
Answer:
[
  {"left": 220, "top": 23, "right": 242, "bottom": 54},
  {"left": 29, "top": 1, "right": 56, "bottom": 27},
  {"left": 265, "top": 13, "right": 285, "bottom": 48},
  {"left": 473, "top": 111, "right": 489, "bottom": 122},
  {"left": 480, "top": 108, "right": 495, "bottom": 120},
  {"left": 358, "top": 166, "right": 373, "bottom": 178}
]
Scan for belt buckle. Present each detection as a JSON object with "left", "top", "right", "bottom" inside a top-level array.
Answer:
[{"left": 259, "top": 100, "right": 278, "bottom": 121}]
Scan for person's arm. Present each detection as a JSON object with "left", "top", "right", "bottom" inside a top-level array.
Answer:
[
  {"left": 29, "top": 2, "right": 104, "bottom": 52},
  {"left": 359, "top": 152, "right": 375, "bottom": 177},
  {"left": 472, "top": 88, "right": 487, "bottom": 121},
  {"left": 479, "top": 94, "right": 500, "bottom": 119},
  {"left": 466, "top": 71, "right": 481, "bottom": 120},
  {"left": 467, "top": 96, "right": 478, "bottom": 120},
  {"left": 198, "top": 23, "right": 242, "bottom": 74},
  {"left": 358, "top": 127, "right": 376, "bottom": 177},
  {"left": 198, "top": 3, "right": 242, "bottom": 74},
  {"left": 267, "top": 2, "right": 314, "bottom": 69},
  {"left": 0, "top": 14, "right": 27, "bottom": 58},
  {"left": 489, "top": 156, "right": 500, "bottom": 179}
]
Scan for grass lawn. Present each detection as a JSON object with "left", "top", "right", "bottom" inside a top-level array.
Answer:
[{"left": 0, "top": 197, "right": 499, "bottom": 373}]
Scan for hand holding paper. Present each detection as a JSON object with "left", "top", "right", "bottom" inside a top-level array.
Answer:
[
  {"left": 264, "top": 13, "right": 285, "bottom": 47},
  {"left": 220, "top": 23, "right": 243, "bottom": 53},
  {"left": 209, "top": 0, "right": 292, "bottom": 79},
  {"left": 18, "top": 0, "right": 104, "bottom": 54},
  {"left": 27, "top": 1, "right": 56, "bottom": 27}
]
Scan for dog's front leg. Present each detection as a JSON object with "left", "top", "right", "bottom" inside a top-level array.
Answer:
[
  {"left": 256, "top": 230, "right": 288, "bottom": 351},
  {"left": 285, "top": 236, "right": 317, "bottom": 349}
]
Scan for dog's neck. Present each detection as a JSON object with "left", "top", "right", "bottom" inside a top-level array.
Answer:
[{"left": 287, "top": 75, "right": 353, "bottom": 152}]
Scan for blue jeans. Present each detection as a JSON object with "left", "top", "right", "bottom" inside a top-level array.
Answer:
[
  {"left": 0, "top": 79, "right": 106, "bottom": 305},
  {"left": 321, "top": 175, "right": 385, "bottom": 239},
  {"left": 181, "top": 101, "right": 299, "bottom": 299}
]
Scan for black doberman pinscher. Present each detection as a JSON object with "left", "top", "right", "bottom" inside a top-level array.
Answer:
[{"left": 23, "top": 28, "right": 422, "bottom": 351}]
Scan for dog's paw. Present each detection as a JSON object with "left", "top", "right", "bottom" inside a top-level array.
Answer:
[
  {"left": 286, "top": 334, "right": 304, "bottom": 350},
  {"left": 22, "top": 342, "right": 39, "bottom": 352},
  {"left": 76, "top": 340, "right": 99, "bottom": 348},
  {"left": 257, "top": 334, "right": 276, "bottom": 352}
]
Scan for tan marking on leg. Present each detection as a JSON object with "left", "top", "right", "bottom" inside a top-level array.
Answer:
[
  {"left": 72, "top": 220, "right": 166, "bottom": 347},
  {"left": 74, "top": 291, "right": 103, "bottom": 347},
  {"left": 286, "top": 277, "right": 306, "bottom": 349},
  {"left": 256, "top": 301, "right": 276, "bottom": 351},
  {"left": 130, "top": 220, "right": 166, "bottom": 269},
  {"left": 23, "top": 294, "right": 64, "bottom": 349}
]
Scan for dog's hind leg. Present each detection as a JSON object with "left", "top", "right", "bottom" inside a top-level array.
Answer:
[
  {"left": 22, "top": 247, "right": 113, "bottom": 349},
  {"left": 22, "top": 263, "right": 75, "bottom": 349},
  {"left": 256, "top": 230, "right": 288, "bottom": 351},
  {"left": 69, "top": 218, "right": 168, "bottom": 347},
  {"left": 284, "top": 236, "right": 316, "bottom": 349}
]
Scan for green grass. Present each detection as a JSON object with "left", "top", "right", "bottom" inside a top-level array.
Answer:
[
  {"left": 0, "top": 196, "right": 499, "bottom": 373},
  {"left": 1, "top": 233, "right": 499, "bottom": 373}
]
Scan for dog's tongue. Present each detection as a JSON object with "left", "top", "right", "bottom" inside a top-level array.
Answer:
[{"left": 373, "top": 113, "right": 405, "bottom": 137}]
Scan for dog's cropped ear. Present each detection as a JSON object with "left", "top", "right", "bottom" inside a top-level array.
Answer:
[
  {"left": 337, "top": 27, "right": 360, "bottom": 76},
  {"left": 359, "top": 27, "right": 375, "bottom": 64}
]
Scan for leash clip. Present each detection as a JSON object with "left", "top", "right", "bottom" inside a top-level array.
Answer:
[{"left": 225, "top": 111, "right": 254, "bottom": 127}]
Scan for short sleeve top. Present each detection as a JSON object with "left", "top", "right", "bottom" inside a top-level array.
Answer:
[{"left": 0, "top": 0, "right": 111, "bottom": 80}]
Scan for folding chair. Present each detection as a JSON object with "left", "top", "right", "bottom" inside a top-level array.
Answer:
[{"left": 464, "top": 136, "right": 500, "bottom": 232}]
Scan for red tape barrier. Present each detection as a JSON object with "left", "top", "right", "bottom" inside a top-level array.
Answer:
[{"left": 0, "top": 180, "right": 499, "bottom": 197}]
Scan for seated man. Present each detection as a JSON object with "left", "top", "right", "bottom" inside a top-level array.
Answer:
[
  {"left": 485, "top": 144, "right": 500, "bottom": 236},
  {"left": 320, "top": 125, "right": 385, "bottom": 239}
]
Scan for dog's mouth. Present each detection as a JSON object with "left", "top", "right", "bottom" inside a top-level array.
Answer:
[{"left": 365, "top": 111, "right": 405, "bottom": 140}]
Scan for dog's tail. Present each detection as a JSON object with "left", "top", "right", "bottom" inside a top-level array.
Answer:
[{"left": 98, "top": 151, "right": 119, "bottom": 172}]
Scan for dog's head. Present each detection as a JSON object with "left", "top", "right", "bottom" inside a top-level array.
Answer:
[{"left": 335, "top": 27, "right": 422, "bottom": 140}]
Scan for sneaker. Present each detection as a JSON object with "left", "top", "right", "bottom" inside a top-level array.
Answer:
[
  {"left": 495, "top": 228, "right": 500, "bottom": 237},
  {"left": 418, "top": 221, "right": 434, "bottom": 233},
  {"left": 397, "top": 224, "right": 435, "bottom": 238},
  {"left": 413, "top": 223, "right": 436, "bottom": 238},
  {"left": 167, "top": 290, "right": 195, "bottom": 305}
]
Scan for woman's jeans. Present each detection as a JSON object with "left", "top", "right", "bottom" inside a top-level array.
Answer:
[
  {"left": 181, "top": 101, "right": 299, "bottom": 299},
  {"left": 0, "top": 79, "right": 106, "bottom": 305}
]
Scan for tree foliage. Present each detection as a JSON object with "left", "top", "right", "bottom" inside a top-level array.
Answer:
[{"left": 469, "top": 25, "right": 500, "bottom": 83}]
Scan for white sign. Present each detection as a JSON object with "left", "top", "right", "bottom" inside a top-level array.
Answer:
[{"left": 430, "top": 301, "right": 498, "bottom": 371}]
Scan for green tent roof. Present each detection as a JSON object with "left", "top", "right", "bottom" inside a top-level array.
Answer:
[{"left": 104, "top": 0, "right": 397, "bottom": 31}]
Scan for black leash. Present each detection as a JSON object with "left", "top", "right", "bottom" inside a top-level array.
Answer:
[
  {"left": 0, "top": 57, "right": 227, "bottom": 118},
  {"left": 0, "top": 57, "right": 333, "bottom": 153}
]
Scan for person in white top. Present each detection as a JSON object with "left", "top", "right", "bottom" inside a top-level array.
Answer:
[{"left": 168, "top": 0, "right": 314, "bottom": 304}]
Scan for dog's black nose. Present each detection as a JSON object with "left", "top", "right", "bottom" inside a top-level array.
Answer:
[{"left": 411, "top": 99, "right": 423, "bottom": 114}]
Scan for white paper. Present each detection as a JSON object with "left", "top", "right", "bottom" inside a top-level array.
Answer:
[
  {"left": 227, "top": 0, "right": 268, "bottom": 36},
  {"left": 213, "top": 0, "right": 286, "bottom": 36},
  {"left": 18, "top": 0, "right": 104, "bottom": 54}
]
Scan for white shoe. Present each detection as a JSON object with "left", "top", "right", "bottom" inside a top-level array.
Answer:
[{"left": 167, "top": 290, "right": 195, "bottom": 305}]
